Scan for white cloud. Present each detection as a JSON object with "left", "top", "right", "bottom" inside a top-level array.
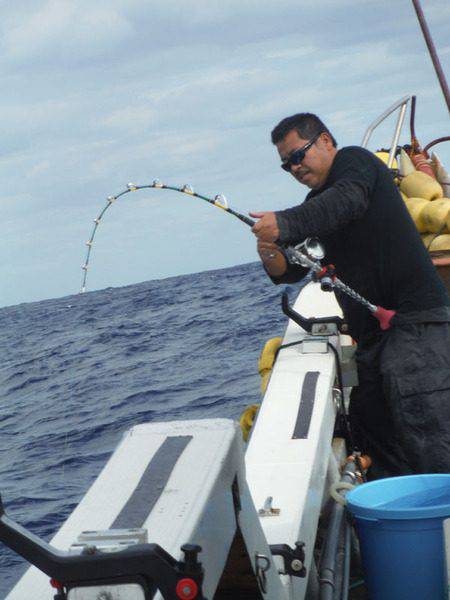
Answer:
[
  {"left": 27, "top": 160, "right": 52, "bottom": 178},
  {"left": 0, "top": 99, "right": 72, "bottom": 128},
  {"left": 99, "top": 105, "right": 158, "bottom": 133},
  {"left": 422, "top": 0, "right": 450, "bottom": 21},
  {"left": 265, "top": 46, "right": 316, "bottom": 60},
  {"left": 2, "top": 0, "right": 133, "bottom": 63},
  {"left": 0, "top": 0, "right": 449, "bottom": 306}
]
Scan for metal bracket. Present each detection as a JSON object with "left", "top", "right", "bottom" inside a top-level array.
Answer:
[
  {"left": 281, "top": 289, "right": 347, "bottom": 334},
  {"left": 301, "top": 337, "right": 329, "bottom": 354},
  {"left": 258, "top": 496, "right": 280, "bottom": 517},
  {"left": 255, "top": 553, "right": 271, "bottom": 593},
  {"left": 69, "top": 528, "right": 148, "bottom": 554},
  {"left": 269, "top": 542, "right": 307, "bottom": 578},
  {"left": 0, "top": 495, "right": 208, "bottom": 600}
]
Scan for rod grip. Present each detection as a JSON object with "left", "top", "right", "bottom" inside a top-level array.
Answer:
[{"left": 373, "top": 306, "right": 396, "bottom": 330}]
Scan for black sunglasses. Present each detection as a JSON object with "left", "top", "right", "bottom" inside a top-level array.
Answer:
[{"left": 280, "top": 132, "right": 323, "bottom": 172}]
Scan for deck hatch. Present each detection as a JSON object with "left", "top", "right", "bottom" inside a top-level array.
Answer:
[
  {"left": 112, "top": 435, "right": 193, "bottom": 529},
  {"left": 292, "top": 371, "right": 319, "bottom": 439}
]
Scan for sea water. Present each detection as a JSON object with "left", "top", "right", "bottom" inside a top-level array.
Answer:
[{"left": 0, "top": 262, "right": 288, "bottom": 596}]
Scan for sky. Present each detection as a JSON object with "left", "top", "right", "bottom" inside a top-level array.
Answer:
[{"left": 0, "top": 0, "right": 449, "bottom": 307}]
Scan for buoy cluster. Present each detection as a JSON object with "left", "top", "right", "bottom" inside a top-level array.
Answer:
[{"left": 377, "top": 149, "right": 450, "bottom": 253}]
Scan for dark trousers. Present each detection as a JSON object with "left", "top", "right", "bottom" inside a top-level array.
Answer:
[{"left": 349, "top": 314, "right": 450, "bottom": 480}]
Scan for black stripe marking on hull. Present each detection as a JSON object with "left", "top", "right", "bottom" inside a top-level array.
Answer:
[
  {"left": 292, "top": 371, "right": 319, "bottom": 439},
  {"left": 112, "top": 435, "right": 193, "bottom": 529}
]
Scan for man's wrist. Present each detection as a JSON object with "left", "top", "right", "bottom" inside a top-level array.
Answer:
[{"left": 259, "top": 247, "right": 287, "bottom": 276}]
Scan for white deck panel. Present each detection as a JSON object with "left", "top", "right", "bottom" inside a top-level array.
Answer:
[
  {"left": 246, "top": 283, "right": 344, "bottom": 598},
  {"left": 6, "top": 419, "right": 241, "bottom": 600}
]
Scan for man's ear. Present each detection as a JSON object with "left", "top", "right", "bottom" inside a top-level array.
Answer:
[{"left": 321, "top": 132, "right": 334, "bottom": 148}]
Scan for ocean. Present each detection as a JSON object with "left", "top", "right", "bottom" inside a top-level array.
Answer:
[{"left": 0, "top": 261, "right": 290, "bottom": 597}]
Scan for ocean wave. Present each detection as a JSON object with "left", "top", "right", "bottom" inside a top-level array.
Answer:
[{"left": 0, "top": 261, "right": 294, "bottom": 595}]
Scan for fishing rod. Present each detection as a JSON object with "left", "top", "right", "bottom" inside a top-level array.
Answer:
[
  {"left": 284, "top": 244, "right": 396, "bottom": 331},
  {"left": 81, "top": 180, "right": 396, "bottom": 330},
  {"left": 80, "top": 179, "right": 255, "bottom": 292}
]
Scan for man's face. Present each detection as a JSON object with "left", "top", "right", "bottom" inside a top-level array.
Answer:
[{"left": 276, "top": 129, "right": 336, "bottom": 190}]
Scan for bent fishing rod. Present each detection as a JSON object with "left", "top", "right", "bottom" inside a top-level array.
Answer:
[
  {"left": 81, "top": 180, "right": 253, "bottom": 293},
  {"left": 81, "top": 180, "right": 395, "bottom": 330}
]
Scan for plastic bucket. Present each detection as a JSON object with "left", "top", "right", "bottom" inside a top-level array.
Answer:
[{"left": 346, "top": 474, "right": 450, "bottom": 600}]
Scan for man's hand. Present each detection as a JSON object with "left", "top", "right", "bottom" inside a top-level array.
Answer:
[
  {"left": 250, "top": 211, "right": 280, "bottom": 242},
  {"left": 256, "top": 240, "right": 287, "bottom": 277},
  {"left": 257, "top": 240, "right": 279, "bottom": 260}
]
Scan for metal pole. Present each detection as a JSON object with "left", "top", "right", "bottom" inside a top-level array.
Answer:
[
  {"left": 319, "top": 462, "right": 357, "bottom": 600},
  {"left": 387, "top": 101, "right": 408, "bottom": 169},
  {"left": 361, "top": 96, "right": 410, "bottom": 149},
  {"left": 411, "top": 0, "right": 450, "bottom": 113}
]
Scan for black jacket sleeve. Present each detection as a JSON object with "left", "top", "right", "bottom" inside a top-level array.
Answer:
[
  {"left": 265, "top": 261, "right": 309, "bottom": 285},
  {"left": 275, "top": 147, "right": 377, "bottom": 245}
]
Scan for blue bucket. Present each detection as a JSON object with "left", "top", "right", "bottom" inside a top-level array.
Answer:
[{"left": 346, "top": 474, "right": 450, "bottom": 600}]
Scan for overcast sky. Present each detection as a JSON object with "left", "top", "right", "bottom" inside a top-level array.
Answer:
[{"left": 0, "top": 0, "right": 449, "bottom": 307}]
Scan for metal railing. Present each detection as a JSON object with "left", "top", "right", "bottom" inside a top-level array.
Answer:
[{"left": 361, "top": 95, "right": 411, "bottom": 168}]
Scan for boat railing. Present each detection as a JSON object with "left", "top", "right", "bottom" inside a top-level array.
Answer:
[{"left": 361, "top": 95, "right": 412, "bottom": 168}]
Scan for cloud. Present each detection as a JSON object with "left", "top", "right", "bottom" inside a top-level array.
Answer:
[
  {"left": 0, "top": 0, "right": 449, "bottom": 307},
  {"left": 265, "top": 46, "right": 316, "bottom": 60},
  {"left": 99, "top": 105, "right": 158, "bottom": 133},
  {"left": 422, "top": 0, "right": 450, "bottom": 22},
  {"left": 27, "top": 160, "right": 52, "bottom": 178},
  {"left": 2, "top": 0, "right": 133, "bottom": 63}
]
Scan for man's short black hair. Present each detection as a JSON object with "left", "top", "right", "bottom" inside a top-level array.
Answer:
[{"left": 271, "top": 113, "right": 337, "bottom": 147}]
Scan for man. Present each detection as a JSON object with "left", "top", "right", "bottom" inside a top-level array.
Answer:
[{"left": 251, "top": 112, "right": 450, "bottom": 479}]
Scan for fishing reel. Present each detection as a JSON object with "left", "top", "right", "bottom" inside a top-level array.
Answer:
[
  {"left": 284, "top": 238, "right": 337, "bottom": 292},
  {"left": 288, "top": 237, "right": 325, "bottom": 267},
  {"left": 286, "top": 237, "right": 325, "bottom": 268},
  {"left": 297, "top": 237, "right": 325, "bottom": 262},
  {"left": 283, "top": 237, "right": 395, "bottom": 331}
]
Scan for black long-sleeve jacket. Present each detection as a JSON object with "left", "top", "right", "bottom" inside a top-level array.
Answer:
[{"left": 270, "top": 146, "right": 449, "bottom": 341}]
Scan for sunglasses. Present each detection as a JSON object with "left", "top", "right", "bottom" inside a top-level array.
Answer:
[{"left": 280, "top": 132, "right": 322, "bottom": 172}]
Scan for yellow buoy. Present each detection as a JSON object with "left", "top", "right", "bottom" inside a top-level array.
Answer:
[
  {"left": 239, "top": 403, "right": 260, "bottom": 442},
  {"left": 403, "top": 197, "right": 428, "bottom": 233},
  {"left": 421, "top": 199, "right": 450, "bottom": 234},
  {"left": 375, "top": 151, "right": 398, "bottom": 170},
  {"left": 241, "top": 336, "right": 283, "bottom": 441},
  {"left": 400, "top": 171, "right": 443, "bottom": 201},
  {"left": 400, "top": 191, "right": 408, "bottom": 203},
  {"left": 375, "top": 152, "right": 399, "bottom": 183},
  {"left": 422, "top": 233, "right": 450, "bottom": 252},
  {"left": 258, "top": 336, "right": 282, "bottom": 395}
]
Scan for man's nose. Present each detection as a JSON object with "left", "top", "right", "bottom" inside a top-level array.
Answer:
[{"left": 291, "top": 162, "right": 302, "bottom": 173}]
